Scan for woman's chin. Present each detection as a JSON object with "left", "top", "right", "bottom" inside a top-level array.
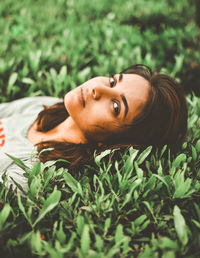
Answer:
[
  {"left": 64, "top": 92, "right": 72, "bottom": 111},
  {"left": 63, "top": 94, "right": 68, "bottom": 109}
]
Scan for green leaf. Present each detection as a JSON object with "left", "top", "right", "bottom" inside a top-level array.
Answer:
[
  {"left": 6, "top": 153, "right": 30, "bottom": 172},
  {"left": 95, "top": 149, "right": 110, "bottom": 164},
  {"left": 122, "top": 236, "right": 131, "bottom": 256},
  {"left": 7, "top": 72, "right": 18, "bottom": 94},
  {"left": 191, "top": 219, "right": 200, "bottom": 229},
  {"left": 171, "top": 54, "right": 184, "bottom": 76},
  {"left": 43, "top": 166, "right": 56, "bottom": 189},
  {"left": 172, "top": 154, "right": 186, "bottom": 169},
  {"left": 95, "top": 234, "right": 103, "bottom": 251},
  {"left": 129, "top": 147, "right": 139, "bottom": 161},
  {"left": 59, "top": 65, "right": 67, "bottom": 80},
  {"left": 10, "top": 177, "right": 27, "bottom": 195},
  {"left": 57, "top": 221, "right": 66, "bottom": 244},
  {"left": 115, "top": 224, "right": 123, "bottom": 244},
  {"left": 33, "top": 187, "right": 61, "bottom": 227},
  {"left": 194, "top": 202, "right": 200, "bottom": 220},
  {"left": 17, "top": 231, "right": 33, "bottom": 245},
  {"left": 134, "top": 162, "right": 143, "bottom": 179},
  {"left": 18, "top": 194, "right": 32, "bottom": 227},
  {"left": 152, "top": 174, "right": 171, "bottom": 195},
  {"left": 0, "top": 203, "right": 11, "bottom": 230},
  {"left": 81, "top": 225, "right": 90, "bottom": 254},
  {"left": 30, "top": 231, "right": 42, "bottom": 254},
  {"left": 30, "top": 177, "right": 41, "bottom": 198},
  {"left": 136, "top": 146, "right": 152, "bottom": 165},
  {"left": 28, "top": 162, "right": 44, "bottom": 186},
  {"left": 22, "top": 77, "right": 35, "bottom": 84},
  {"left": 173, "top": 205, "right": 188, "bottom": 246},
  {"left": 104, "top": 217, "right": 111, "bottom": 233},
  {"left": 29, "top": 50, "right": 42, "bottom": 73},
  {"left": 191, "top": 145, "right": 197, "bottom": 161},
  {"left": 143, "top": 201, "right": 157, "bottom": 222},
  {"left": 77, "top": 215, "right": 84, "bottom": 235},
  {"left": 160, "top": 145, "right": 167, "bottom": 158},
  {"left": 122, "top": 148, "right": 139, "bottom": 176},
  {"left": 64, "top": 172, "right": 83, "bottom": 196},
  {"left": 195, "top": 139, "right": 200, "bottom": 153},
  {"left": 78, "top": 66, "right": 91, "bottom": 80},
  {"left": 134, "top": 215, "right": 147, "bottom": 226},
  {"left": 173, "top": 178, "right": 192, "bottom": 199},
  {"left": 123, "top": 156, "right": 133, "bottom": 175},
  {"left": 157, "top": 160, "right": 163, "bottom": 176},
  {"left": 162, "top": 251, "right": 176, "bottom": 258},
  {"left": 159, "top": 236, "right": 179, "bottom": 250},
  {"left": 50, "top": 67, "right": 57, "bottom": 80},
  {"left": 63, "top": 232, "right": 76, "bottom": 253},
  {"left": 140, "top": 220, "right": 150, "bottom": 231},
  {"left": 121, "top": 179, "right": 142, "bottom": 208}
]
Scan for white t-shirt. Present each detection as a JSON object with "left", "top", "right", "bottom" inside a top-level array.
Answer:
[{"left": 0, "top": 96, "right": 61, "bottom": 190}]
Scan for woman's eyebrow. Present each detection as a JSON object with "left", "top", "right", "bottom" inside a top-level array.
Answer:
[
  {"left": 120, "top": 94, "right": 129, "bottom": 118},
  {"left": 118, "top": 74, "right": 128, "bottom": 118}
]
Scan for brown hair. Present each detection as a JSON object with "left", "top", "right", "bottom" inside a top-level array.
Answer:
[{"left": 36, "top": 64, "right": 188, "bottom": 169}]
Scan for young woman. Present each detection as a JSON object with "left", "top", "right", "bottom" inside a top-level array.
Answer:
[{"left": 0, "top": 64, "right": 188, "bottom": 190}]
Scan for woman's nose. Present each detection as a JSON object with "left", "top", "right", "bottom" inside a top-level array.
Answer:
[{"left": 92, "top": 85, "right": 112, "bottom": 100}]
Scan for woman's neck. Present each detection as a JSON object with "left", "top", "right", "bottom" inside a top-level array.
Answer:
[{"left": 27, "top": 117, "right": 87, "bottom": 145}]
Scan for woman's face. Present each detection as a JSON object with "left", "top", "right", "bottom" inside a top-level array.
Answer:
[{"left": 64, "top": 73, "right": 150, "bottom": 142}]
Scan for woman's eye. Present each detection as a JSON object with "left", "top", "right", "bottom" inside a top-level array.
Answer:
[
  {"left": 109, "top": 76, "right": 116, "bottom": 87},
  {"left": 113, "top": 102, "right": 120, "bottom": 115}
]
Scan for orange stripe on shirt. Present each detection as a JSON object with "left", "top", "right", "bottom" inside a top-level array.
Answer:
[
  {"left": 0, "top": 139, "right": 5, "bottom": 147},
  {"left": 0, "top": 120, "right": 5, "bottom": 147}
]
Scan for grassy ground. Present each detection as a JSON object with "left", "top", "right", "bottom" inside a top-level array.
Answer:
[{"left": 0, "top": 0, "right": 200, "bottom": 257}]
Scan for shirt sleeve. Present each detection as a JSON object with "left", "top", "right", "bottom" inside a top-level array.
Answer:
[{"left": 0, "top": 96, "right": 62, "bottom": 119}]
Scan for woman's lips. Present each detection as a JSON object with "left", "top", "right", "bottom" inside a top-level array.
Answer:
[{"left": 81, "top": 88, "right": 85, "bottom": 107}]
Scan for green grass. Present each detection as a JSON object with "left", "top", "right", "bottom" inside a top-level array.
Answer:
[{"left": 0, "top": 0, "right": 200, "bottom": 257}]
